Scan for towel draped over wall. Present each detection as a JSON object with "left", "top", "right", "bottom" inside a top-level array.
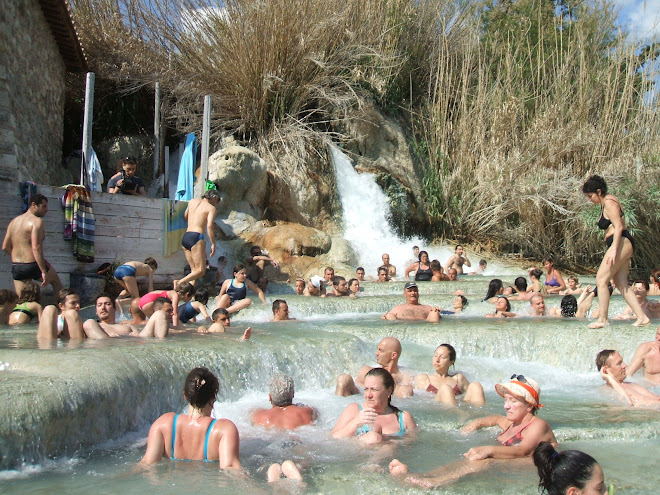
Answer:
[{"left": 62, "top": 185, "right": 95, "bottom": 262}]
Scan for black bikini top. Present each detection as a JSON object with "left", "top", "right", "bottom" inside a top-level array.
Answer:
[{"left": 597, "top": 199, "right": 623, "bottom": 230}]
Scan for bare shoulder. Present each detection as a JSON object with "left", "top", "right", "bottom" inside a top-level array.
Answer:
[{"left": 214, "top": 417, "right": 239, "bottom": 434}]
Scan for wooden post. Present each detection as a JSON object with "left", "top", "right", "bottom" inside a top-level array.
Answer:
[
  {"left": 153, "top": 82, "right": 161, "bottom": 182},
  {"left": 80, "top": 72, "right": 95, "bottom": 187},
  {"left": 198, "top": 94, "right": 212, "bottom": 198}
]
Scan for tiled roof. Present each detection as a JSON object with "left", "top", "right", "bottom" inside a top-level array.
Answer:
[{"left": 38, "top": 0, "right": 88, "bottom": 72}]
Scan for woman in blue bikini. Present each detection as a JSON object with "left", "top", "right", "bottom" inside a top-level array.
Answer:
[
  {"left": 332, "top": 368, "right": 416, "bottom": 444},
  {"left": 140, "top": 367, "right": 241, "bottom": 469},
  {"left": 582, "top": 175, "right": 649, "bottom": 328}
]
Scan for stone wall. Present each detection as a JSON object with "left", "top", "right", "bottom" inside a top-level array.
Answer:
[{"left": 0, "top": 0, "right": 67, "bottom": 184}]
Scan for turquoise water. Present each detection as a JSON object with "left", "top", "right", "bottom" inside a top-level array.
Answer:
[{"left": 1, "top": 278, "right": 658, "bottom": 494}]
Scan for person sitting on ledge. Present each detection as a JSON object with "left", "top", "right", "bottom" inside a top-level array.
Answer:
[
  {"left": 217, "top": 263, "right": 267, "bottom": 314},
  {"left": 37, "top": 288, "right": 98, "bottom": 340}
]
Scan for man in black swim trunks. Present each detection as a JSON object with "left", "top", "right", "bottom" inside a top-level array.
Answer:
[
  {"left": 173, "top": 190, "right": 220, "bottom": 288},
  {"left": 2, "top": 194, "right": 63, "bottom": 295}
]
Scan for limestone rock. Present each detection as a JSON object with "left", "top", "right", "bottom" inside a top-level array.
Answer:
[{"left": 208, "top": 146, "right": 268, "bottom": 215}]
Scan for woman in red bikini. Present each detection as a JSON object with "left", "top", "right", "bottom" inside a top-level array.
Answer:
[
  {"left": 390, "top": 375, "right": 556, "bottom": 488},
  {"left": 414, "top": 344, "right": 485, "bottom": 406},
  {"left": 582, "top": 175, "right": 649, "bottom": 328}
]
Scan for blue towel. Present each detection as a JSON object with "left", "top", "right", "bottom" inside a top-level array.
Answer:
[
  {"left": 175, "top": 133, "right": 197, "bottom": 201},
  {"left": 86, "top": 148, "right": 104, "bottom": 192}
]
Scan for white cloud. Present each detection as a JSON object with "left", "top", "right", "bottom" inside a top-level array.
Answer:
[{"left": 615, "top": 0, "right": 660, "bottom": 41}]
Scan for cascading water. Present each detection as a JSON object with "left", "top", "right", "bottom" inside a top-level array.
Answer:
[{"left": 330, "top": 145, "right": 436, "bottom": 275}]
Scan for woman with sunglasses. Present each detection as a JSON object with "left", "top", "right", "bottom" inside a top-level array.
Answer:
[
  {"left": 534, "top": 441, "right": 612, "bottom": 495},
  {"left": 389, "top": 374, "right": 556, "bottom": 487},
  {"left": 108, "top": 156, "right": 146, "bottom": 196}
]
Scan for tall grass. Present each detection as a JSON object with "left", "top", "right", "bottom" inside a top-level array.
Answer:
[{"left": 70, "top": 0, "right": 660, "bottom": 270}]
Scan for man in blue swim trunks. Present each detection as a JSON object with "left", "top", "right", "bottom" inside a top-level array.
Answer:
[
  {"left": 2, "top": 194, "right": 63, "bottom": 295},
  {"left": 174, "top": 190, "right": 221, "bottom": 288}
]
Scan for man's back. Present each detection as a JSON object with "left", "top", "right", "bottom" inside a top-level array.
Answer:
[
  {"left": 252, "top": 405, "right": 316, "bottom": 430},
  {"left": 186, "top": 198, "right": 214, "bottom": 232},
  {"left": 5, "top": 213, "right": 41, "bottom": 262}
]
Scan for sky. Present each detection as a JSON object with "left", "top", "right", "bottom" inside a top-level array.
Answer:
[{"left": 614, "top": 0, "right": 660, "bottom": 40}]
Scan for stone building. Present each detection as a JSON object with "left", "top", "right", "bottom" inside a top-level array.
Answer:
[{"left": 0, "top": 0, "right": 86, "bottom": 184}]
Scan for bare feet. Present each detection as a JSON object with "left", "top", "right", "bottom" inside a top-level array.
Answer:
[
  {"left": 281, "top": 460, "right": 302, "bottom": 481},
  {"left": 589, "top": 320, "right": 610, "bottom": 329},
  {"left": 633, "top": 317, "right": 651, "bottom": 327},
  {"left": 267, "top": 463, "right": 282, "bottom": 482},
  {"left": 241, "top": 327, "right": 252, "bottom": 340},
  {"left": 389, "top": 459, "right": 409, "bottom": 476}
]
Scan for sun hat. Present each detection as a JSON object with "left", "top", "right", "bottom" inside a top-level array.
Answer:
[
  {"left": 495, "top": 375, "right": 543, "bottom": 408},
  {"left": 310, "top": 275, "right": 324, "bottom": 288},
  {"left": 404, "top": 281, "right": 418, "bottom": 290}
]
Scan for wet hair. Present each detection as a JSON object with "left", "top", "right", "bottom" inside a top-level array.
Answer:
[
  {"left": 483, "top": 278, "right": 503, "bottom": 301},
  {"left": 183, "top": 367, "right": 219, "bottom": 409},
  {"left": 455, "top": 245, "right": 463, "bottom": 252},
  {"left": 233, "top": 263, "right": 246, "bottom": 275},
  {"left": 30, "top": 193, "right": 48, "bottom": 206},
  {"left": 176, "top": 282, "right": 195, "bottom": 298},
  {"left": 333, "top": 275, "right": 346, "bottom": 286},
  {"left": 595, "top": 349, "right": 616, "bottom": 371},
  {"left": 582, "top": 174, "right": 608, "bottom": 195},
  {"left": 514, "top": 277, "right": 528, "bottom": 291},
  {"left": 212, "top": 307, "right": 229, "bottom": 321},
  {"left": 0, "top": 289, "right": 19, "bottom": 306},
  {"left": 272, "top": 299, "right": 287, "bottom": 313},
  {"left": 652, "top": 268, "right": 660, "bottom": 285},
  {"left": 418, "top": 250, "right": 429, "bottom": 262},
  {"left": 456, "top": 295, "right": 468, "bottom": 308},
  {"left": 377, "top": 266, "right": 388, "bottom": 275},
  {"left": 632, "top": 279, "right": 650, "bottom": 291},
  {"left": 16, "top": 281, "right": 40, "bottom": 304},
  {"left": 497, "top": 296, "right": 511, "bottom": 312},
  {"left": 356, "top": 267, "right": 365, "bottom": 273},
  {"left": 542, "top": 256, "right": 555, "bottom": 266},
  {"left": 430, "top": 259, "right": 442, "bottom": 271},
  {"left": 365, "top": 367, "right": 399, "bottom": 413},
  {"left": 57, "top": 288, "right": 78, "bottom": 306},
  {"left": 202, "top": 189, "right": 221, "bottom": 201},
  {"left": 347, "top": 278, "right": 358, "bottom": 288},
  {"left": 479, "top": 259, "right": 487, "bottom": 267},
  {"left": 144, "top": 257, "right": 158, "bottom": 271},
  {"left": 567, "top": 275, "right": 579, "bottom": 284},
  {"left": 560, "top": 295, "right": 578, "bottom": 317},
  {"left": 194, "top": 288, "right": 209, "bottom": 305},
  {"left": 436, "top": 343, "right": 456, "bottom": 363},
  {"left": 269, "top": 372, "right": 295, "bottom": 407},
  {"left": 533, "top": 442, "right": 599, "bottom": 495},
  {"left": 530, "top": 269, "right": 543, "bottom": 280},
  {"left": 152, "top": 297, "right": 172, "bottom": 311}
]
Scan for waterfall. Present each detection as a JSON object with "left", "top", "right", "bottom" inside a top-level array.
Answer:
[{"left": 329, "top": 146, "right": 444, "bottom": 276}]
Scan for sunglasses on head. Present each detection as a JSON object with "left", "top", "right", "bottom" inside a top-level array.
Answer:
[{"left": 510, "top": 374, "right": 528, "bottom": 384}]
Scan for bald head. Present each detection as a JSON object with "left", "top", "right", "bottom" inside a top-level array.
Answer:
[{"left": 381, "top": 337, "right": 401, "bottom": 355}]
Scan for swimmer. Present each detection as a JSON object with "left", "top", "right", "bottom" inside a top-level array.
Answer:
[
  {"left": 335, "top": 337, "right": 415, "bottom": 398},
  {"left": 82, "top": 293, "right": 130, "bottom": 338},
  {"left": 272, "top": 299, "right": 295, "bottom": 321},
  {"left": 327, "top": 276, "right": 350, "bottom": 297},
  {"left": 347, "top": 278, "right": 361, "bottom": 297},
  {"left": 37, "top": 288, "right": 92, "bottom": 340},
  {"left": 510, "top": 277, "right": 533, "bottom": 301},
  {"left": 415, "top": 344, "right": 485, "bottom": 406},
  {"left": 381, "top": 253, "right": 397, "bottom": 279},
  {"left": 404, "top": 251, "right": 433, "bottom": 281},
  {"left": 534, "top": 442, "right": 611, "bottom": 495},
  {"left": 177, "top": 288, "right": 212, "bottom": 324},
  {"left": 246, "top": 245, "right": 279, "bottom": 292},
  {"left": 355, "top": 267, "right": 366, "bottom": 282},
  {"left": 293, "top": 278, "right": 305, "bottom": 295},
  {"left": 0, "top": 289, "right": 18, "bottom": 325},
  {"left": 139, "top": 367, "right": 241, "bottom": 469},
  {"left": 528, "top": 269, "right": 543, "bottom": 293},
  {"left": 197, "top": 308, "right": 251, "bottom": 339},
  {"left": 376, "top": 266, "right": 390, "bottom": 282},
  {"left": 485, "top": 296, "right": 517, "bottom": 318},
  {"left": 113, "top": 257, "right": 158, "bottom": 302},
  {"left": 445, "top": 245, "right": 471, "bottom": 275},
  {"left": 251, "top": 373, "right": 317, "bottom": 429},
  {"left": 596, "top": 349, "right": 660, "bottom": 407},
  {"left": 483, "top": 278, "right": 504, "bottom": 302},
  {"left": 323, "top": 267, "right": 335, "bottom": 284},
  {"left": 543, "top": 257, "right": 566, "bottom": 294},
  {"left": 446, "top": 268, "right": 458, "bottom": 281},
  {"left": 303, "top": 275, "right": 326, "bottom": 297},
  {"left": 139, "top": 284, "right": 195, "bottom": 326},
  {"left": 613, "top": 280, "right": 660, "bottom": 321},
  {"left": 332, "top": 368, "right": 416, "bottom": 444},
  {"left": 529, "top": 294, "right": 547, "bottom": 316},
  {"left": 560, "top": 275, "right": 583, "bottom": 296},
  {"left": 627, "top": 326, "right": 660, "bottom": 385},
  {"left": 217, "top": 263, "right": 267, "bottom": 314},
  {"left": 469, "top": 259, "right": 488, "bottom": 275},
  {"left": 430, "top": 259, "right": 448, "bottom": 281},
  {"left": 173, "top": 189, "right": 220, "bottom": 288},
  {"left": 382, "top": 282, "right": 441, "bottom": 322},
  {"left": 390, "top": 375, "right": 556, "bottom": 488},
  {"left": 121, "top": 298, "right": 148, "bottom": 325},
  {"left": 8, "top": 281, "right": 42, "bottom": 325},
  {"left": 441, "top": 295, "right": 468, "bottom": 315}
]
